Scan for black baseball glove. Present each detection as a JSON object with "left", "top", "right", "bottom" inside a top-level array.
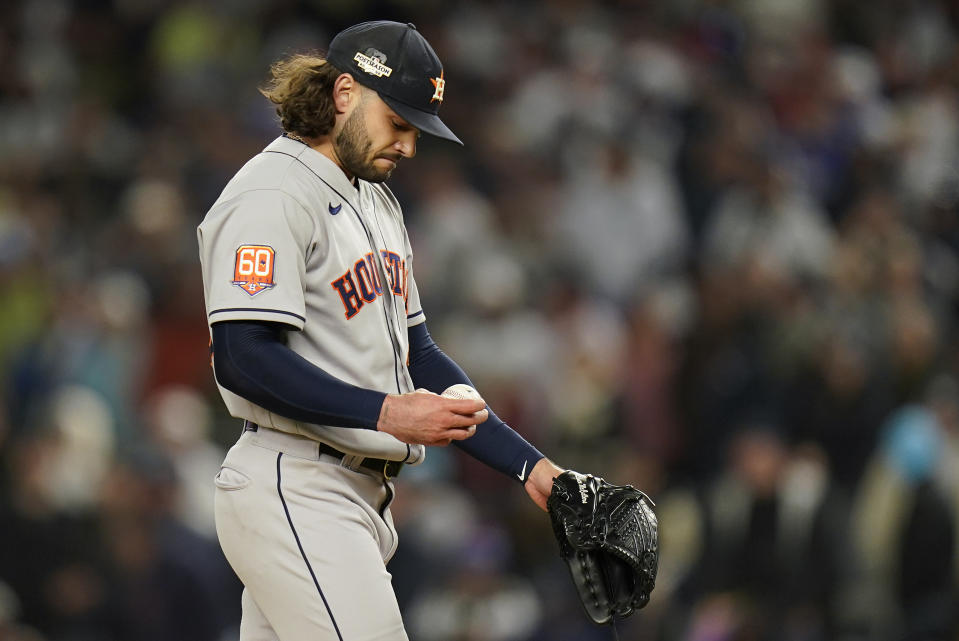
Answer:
[{"left": 546, "top": 470, "right": 658, "bottom": 625}]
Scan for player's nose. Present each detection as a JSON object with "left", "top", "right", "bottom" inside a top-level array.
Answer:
[{"left": 394, "top": 131, "right": 417, "bottom": 158}]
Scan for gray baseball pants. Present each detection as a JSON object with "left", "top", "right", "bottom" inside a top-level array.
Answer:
[{"left": 214, "top": 427, "right": 408, "bottom": 640}]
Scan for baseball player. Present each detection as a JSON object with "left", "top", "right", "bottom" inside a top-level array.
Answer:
[{"left": 198, "top": 21, "right": 564, "bottom": 641}]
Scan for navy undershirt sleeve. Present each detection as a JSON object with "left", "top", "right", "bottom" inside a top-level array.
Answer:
[
  {"left": 211, "top": 321, "right": 386, "bottom": 429},
  {"left": 407, "top": 322, "right": 544, "bottom": 481}
]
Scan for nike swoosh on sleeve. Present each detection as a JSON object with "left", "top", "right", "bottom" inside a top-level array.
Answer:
[{"left": 517, "top": 460, "right": 528, "bottom": 481}]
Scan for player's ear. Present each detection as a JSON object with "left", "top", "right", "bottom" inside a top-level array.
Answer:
[{"left": 332, "top": 73, "right": 357, "bottom": 114}]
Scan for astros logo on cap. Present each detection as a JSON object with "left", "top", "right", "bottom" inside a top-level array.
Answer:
[{"left": 430, "top": 70, "right": 445, "bottom": 103}]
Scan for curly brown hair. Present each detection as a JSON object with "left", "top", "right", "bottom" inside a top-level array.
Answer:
[{"left": 259, "top": 54, "right": 343, "bottom": 138}]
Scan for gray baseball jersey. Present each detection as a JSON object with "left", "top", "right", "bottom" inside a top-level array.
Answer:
[{"left": 198, "top": 135, "right": 426, "bottom": 465}]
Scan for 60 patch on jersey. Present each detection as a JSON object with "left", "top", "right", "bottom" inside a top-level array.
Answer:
[{"left": 233, "top": 245, "right": 276, "bottom": 296}]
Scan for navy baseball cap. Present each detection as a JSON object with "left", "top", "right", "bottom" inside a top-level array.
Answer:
[{"left": 327, "top": 21, "right": 462, "bottom": 145}]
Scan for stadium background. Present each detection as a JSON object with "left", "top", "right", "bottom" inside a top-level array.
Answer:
[{"left": 1, "top": 0, "right": 958, "bottom": 639}]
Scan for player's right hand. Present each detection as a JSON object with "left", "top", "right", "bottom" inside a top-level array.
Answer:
[{"left": 376, "top": 389, "right": 487, "bottom": 446}]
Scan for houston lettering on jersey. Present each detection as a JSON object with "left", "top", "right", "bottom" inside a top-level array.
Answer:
[{"left": 331, "top": 250, "right": 408, "bottom": 319}]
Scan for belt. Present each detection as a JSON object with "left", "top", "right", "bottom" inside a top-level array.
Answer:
[{"left": 243, "top": 422, "right": 403, "bottom": 479}]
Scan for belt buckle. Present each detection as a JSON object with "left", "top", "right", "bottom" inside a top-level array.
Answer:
[
  {"left": 340, "top": 454, "right": 363, "bottom": 472},
  {"left": 383, "top": 459, "right": 393, "bottom": 480}
]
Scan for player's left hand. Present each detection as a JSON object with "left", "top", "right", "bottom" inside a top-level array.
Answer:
[{"left": 524, "top": 458, "right": 565, "bottom": 511}]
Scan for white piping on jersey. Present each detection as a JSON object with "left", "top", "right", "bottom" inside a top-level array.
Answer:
[{"left": 348, "top": 188, "right": 407, "bottom": 395}]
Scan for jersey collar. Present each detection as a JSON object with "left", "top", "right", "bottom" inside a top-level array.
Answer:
[{"left": 263, "top": 136, "right": 360, "bottom": 207}]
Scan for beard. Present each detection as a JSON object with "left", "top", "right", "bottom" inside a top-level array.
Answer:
[{"left": 334, "top": 106, "right": 396, "bottom": 183}]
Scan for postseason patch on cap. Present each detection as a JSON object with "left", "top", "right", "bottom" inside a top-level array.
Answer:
[{"left": 353, "top": 48, "right": 393, "bottom": 77}]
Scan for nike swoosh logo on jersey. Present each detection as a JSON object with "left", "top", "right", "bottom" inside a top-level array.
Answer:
[
  {"left": 329, "top": 202, "right": 342, "bottom": 215},
  {"left": 517, "top": 460, "right": 528, "bottom": 482}
]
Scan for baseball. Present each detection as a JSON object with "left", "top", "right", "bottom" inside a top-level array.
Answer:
[
  {"left": 441, "top": 383, "right": 483, "bottom": 401},
  {"left": 441, "top": 384, "right": 487, "bottom": 423}
]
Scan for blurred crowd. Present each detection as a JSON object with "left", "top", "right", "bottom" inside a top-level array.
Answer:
[{"left": 1, "top": 0, "right": 958, "bottom": 640}]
